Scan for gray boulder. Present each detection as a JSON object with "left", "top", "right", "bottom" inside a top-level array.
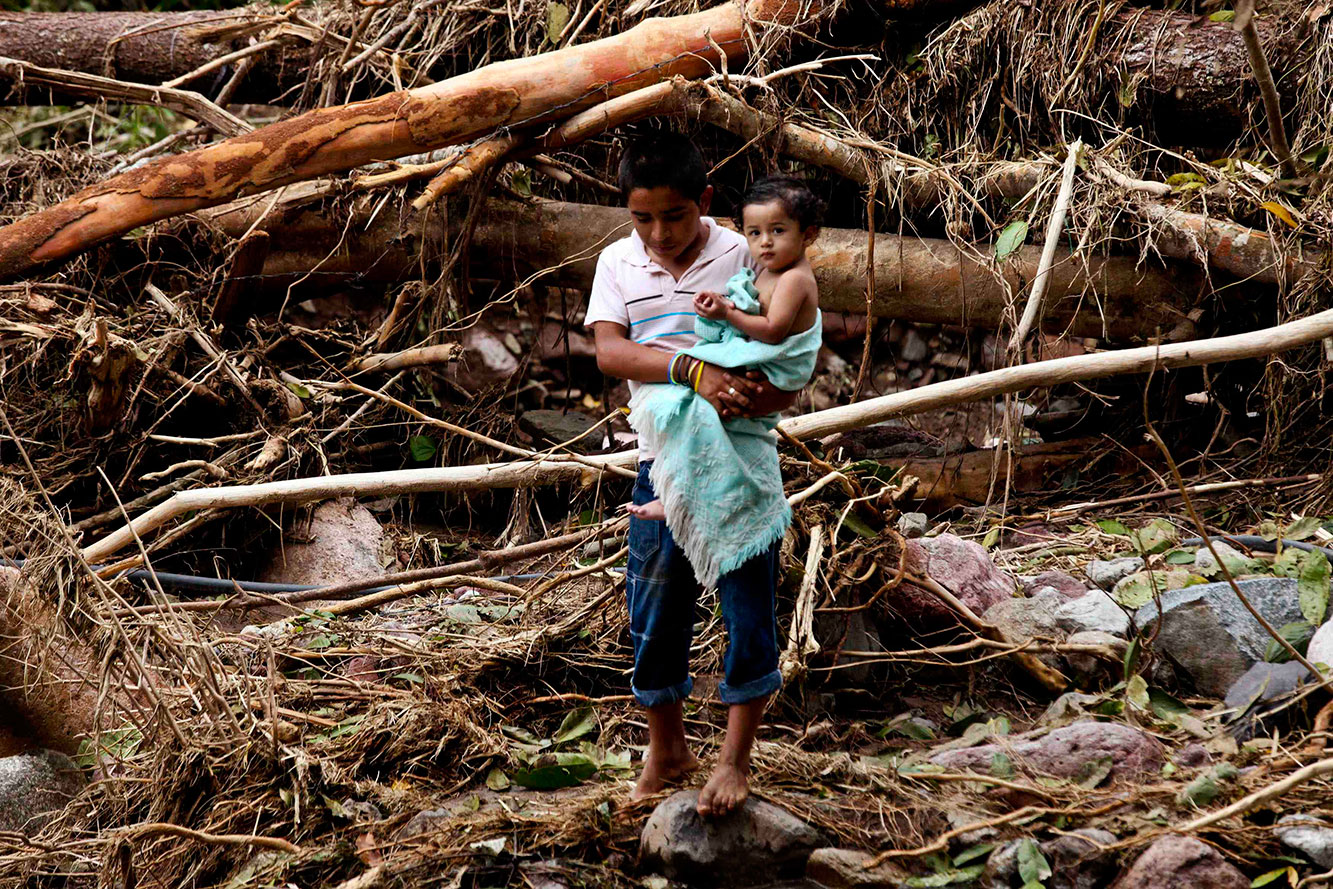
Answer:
[
  {"left": 984, "top": 590, "right": 1064, "bottom": 642},
  {"left": 0, "top": 750, "right": 85, "bottom": 832},
  {"left": 1086, "top": 558, "right": 1143, "bottom": 592},
  {"left": 896, "top": 512, "right": 929, "bottom": 539},
  {"left": 1111, "top": 835, "right": 1246, "bottom": 889},
  {"left": 1024, "top": 570, "right": 1090, "bottom": 601},
  {"left": 1135, "top": 578, "right": 1305, "bottom": 697},
  {"left": 640, "top": 790, "right": 823, "bottom": 886},
  {"left": 1055, "top": 591, "right": 1130, "bottom": 638},
  {"left": 1274, "top": 814, "right": 1333, "bottom": 868},
  {"left": 930, "top": 721, "right": 1164, "bottom": 783}
]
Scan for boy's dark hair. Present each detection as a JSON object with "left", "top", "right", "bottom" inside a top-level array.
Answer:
[
  {"left": 739, "top": 176, "right": 825, "bottom": 230},
  {"left": 618, "top": 132, "right": 708, "bottom": 200}
]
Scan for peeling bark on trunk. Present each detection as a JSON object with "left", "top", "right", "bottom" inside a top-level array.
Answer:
[
  {"left": 0, "top": 10, "right": 312, "bottom": 105},
  {"left": 1110, "top": 9, "right": 1300, "bottom": 144},
  {"left": 0, "top": 0, "right": 808, "bottom": 283},
  {"left": 205, "top": 195, "right": 1205, "bottom": 340}
]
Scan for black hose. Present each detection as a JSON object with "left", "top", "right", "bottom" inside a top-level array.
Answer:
[{"left": 1181, "top": 534, "right": 1333, "bottom": 562}]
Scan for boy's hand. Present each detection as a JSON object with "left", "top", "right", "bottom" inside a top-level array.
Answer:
[{"left": 693, "top": 291, "right": 731, "bottom": 321}]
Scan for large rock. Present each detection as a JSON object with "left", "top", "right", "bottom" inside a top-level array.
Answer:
[
  {"left": 0, "top": 750, "right": 85, "bottom": 832},
  {"left": 805, "top": 848, "right": 909, "bottom": 888},
  {"left": 1063, "top": 631, "right": 1129, "bottom": 682},
  {"left": 930, "top": 721, "right": 1165, "bottom": 783},
  {"left": 1111, "top": 836, "right": 1246, "bottom": 889},
  {"left": 451, "top": 324, "right": 520, "bottom": 392},
  {"left": 1086, "top": 558, "right": 1143, "bottom": 592},
  {"left": 894, "top": 535, "right": 1015, "bottom": 626},
  {"left": 1055, "top": 591, "right": 1130, "bottom": 638},
  {"left": 1024, "top": 570, "right": 1089, "bottom": 601},
  {"left": 1307, "top": 620, "right": 1333, "bottom": 668},
  {"left": 640, "top": 790, "right": 823, "bottom": 886},
  {"left": 982, "top": 590, "right": 1065, "bottom": 667},
  {"left": 518, "top": 409, "right": 602, "bottom": 454},
  {"left": 1274, "top": 814, "right": 1333, "bottom": 868},
  {"left": 259, "top": 498, "right": 391, "bottom": 587},
  {"left": 1135, "top": 578, "right": 1305, "bottom": 697}
]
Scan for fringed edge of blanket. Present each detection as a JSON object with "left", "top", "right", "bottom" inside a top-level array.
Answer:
[{"left": 647, "top": 458, "right": 790, "bottom": 588}]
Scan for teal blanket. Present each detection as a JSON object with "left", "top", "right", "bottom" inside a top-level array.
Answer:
[{"left": 628, "top": 268, "right": 822, "bottom": 586}]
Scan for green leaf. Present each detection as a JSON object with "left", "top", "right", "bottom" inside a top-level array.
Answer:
[
  {"left": 1273, "top": 547, "right": 1303, "bottom": 578},
  {"left": 891, "top": 719, "right": 937, "bottom": 741},
  {"left": 1177, "top": 773, "right": 1220, "bottom": 808},
  {"left": 1016, "top": 838, "right": 1052, "bottom": 885},
  {"left": 994, "top": 221, "right": 1029, "bottom": 260},
  {"left": 1258, "top": 521, "right": 1281, "bottom": 541},
  {"left": 1075, "top": 755, "right": 1114, "bottom": 789},
  {"left": 285, "top": 381, "right": 312, "bottom": 399},
  {"left": 1251, "top": 866, "right": 1297, "bottom": 887},
  {"left": 990, "top": 752, "right": 1015, "bottom": 779},
  {"left": 1096, "top": 519, "right": 1130, "bottom": 536},
  {"left": 1166, "top": 172, "right": 1207, "bottom": 187},
  {"left": 510, "top": 167, "right": 532, "bottom": 197},
  {"left": 1132, "top": 518, "right": 1179, "bottom": 555},
  {"left": 1266, "top": 621, "right": 1315, "bottom": 663},
  {"left": 1164, "top": 549, "right": 1196, "bottom": 565},
  {"left": 552, "top": 706, "right": 598, "bottom": 745},
  {"left": 485, "top": 768, "right": 510, "bottom": 791},
  {"left": 1298, "top": 549, "right": 1331, "bottom": 625},
  {"left": 841, "top": 513, "right": 880, "bottom": 539},
  {"left": 1286, "top": 516, "right": 1322, "bottom": 541},
  {"left": 304, "top": 633, "right": 334, "bottom": 650},
  {"left": 1148, "top": 688, "right": 1190, "bottom": 721},
  {"left": 545, "top": 0, "right": 570, "bottom": 43},
  {"left": 1123, "top": 636, "right": 1141, "bottom": 680},
  {"left": 1209, "top": 9, "right": 1236, "bottom": 21},
  {"left": 1126, "top": 674, "right": 1150, "bottom": 711},
  {"left": 904, "top": 865, "right": 986, "bottom": 888},
  {"left": 409, "top": 435, "right": 438, "bottom": 462},
  {"left": 1113, "top": 570, "right": 1193, "bottom": 609},
  {"left": 982, "top": 526, "right": 1001, "bottom": 550},
  {"left": 1301, "top": 145, "right": 1330, "bottom": 168},
  {"left": 512, "top": 752, "right": 599, "bottom": 789},
  {"left": 951, "top": 843, "right": 995, "bottom": 867}
]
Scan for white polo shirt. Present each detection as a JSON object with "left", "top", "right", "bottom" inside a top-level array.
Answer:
[{"left": 585, "top": 216, "right": 752, "bottom": 404}]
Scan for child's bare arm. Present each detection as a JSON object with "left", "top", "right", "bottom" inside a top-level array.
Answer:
[{"left": 721, "top": 271, "right": 815, "bottom": 344}]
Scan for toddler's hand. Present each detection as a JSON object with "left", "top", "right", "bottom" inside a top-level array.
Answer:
[{"left": 694, "top": 292, "right": 731, "bottom": 321}]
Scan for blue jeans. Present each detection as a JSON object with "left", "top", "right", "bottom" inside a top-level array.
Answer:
[{"left": 626, "top": 462, "right": 783, "bottom": 708}]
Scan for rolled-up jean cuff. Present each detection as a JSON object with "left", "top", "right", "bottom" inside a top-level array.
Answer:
[
  {"left": 632, "top": 677, "right": 693, "bottom": 709},
  {"left": 719, "top": 669, "right": 782, "bottom": 704}
]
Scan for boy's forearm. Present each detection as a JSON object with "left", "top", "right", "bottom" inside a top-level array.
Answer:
[
  {"left": 595, "top": 336, "right": 673, "bottom": 384},
  {"left": 725, "top": 307, "right": 787, "bottom": 344}
]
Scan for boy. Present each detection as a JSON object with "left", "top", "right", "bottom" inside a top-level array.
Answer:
[{"left": 586, "top": 132, "right": 796, "bottom": 817}]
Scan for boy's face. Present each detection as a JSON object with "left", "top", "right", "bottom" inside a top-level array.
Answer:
[{"left": 626, "top": 185, "right": 712, "bottom": 264}]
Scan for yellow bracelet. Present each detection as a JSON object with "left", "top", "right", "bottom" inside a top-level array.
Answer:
[{"left": 691, "top": 359, "right": 704, "bottom": 391}]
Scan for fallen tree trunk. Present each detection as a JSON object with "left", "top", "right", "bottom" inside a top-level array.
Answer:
[
  {"left": 0, "top": 0, "right": 808, "bottom": 283},
  {"left": 82, "top": 305, "right": 1333, "bottom": 564},
  {"left": 214, "top": 196, "right": 1200, "bottom": 340},
  {"left": 0, "top": 10, "right": 312, "bottom": 105}
]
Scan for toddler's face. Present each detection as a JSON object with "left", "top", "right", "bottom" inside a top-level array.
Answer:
[{"left": 741, "top": 200, "right": 814, "bottom": 273}]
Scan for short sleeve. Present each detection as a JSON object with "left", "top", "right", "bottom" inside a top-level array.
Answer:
[{"left": 584, "top": 252, "right": 629, "bottom": 329}]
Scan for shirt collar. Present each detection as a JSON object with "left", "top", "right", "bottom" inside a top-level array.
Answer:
[{"left": 626, "top": 216, "right": 738, "bottom": 270}]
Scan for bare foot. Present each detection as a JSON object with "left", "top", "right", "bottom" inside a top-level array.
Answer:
[
  {"left": 632, "top": 748, "right": 699, "bottom": 800},
  {"left": 696, "top": 761, "right": 749, "bottom": 817},
  {"left": 626, "top": 499, "right": 666, "bottom": 521}
]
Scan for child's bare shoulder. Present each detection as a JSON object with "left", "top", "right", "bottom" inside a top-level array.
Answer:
[{"left": 775, "top": 264, "right": 819, "bottom": 299}]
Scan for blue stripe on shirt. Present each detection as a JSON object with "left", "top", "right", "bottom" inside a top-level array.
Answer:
[
  {"left": 631, "top": 311, "right": 696, "bottom": 327},
  {"left": 635, "top": 328, "right": 696, "bottom": 343}
]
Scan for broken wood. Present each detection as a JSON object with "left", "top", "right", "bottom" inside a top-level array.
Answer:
[
  {"left": 0, "top": 55, "right": 251, "bottom": 136},
  {"left": 82, "top": 305, "right": 1333, "bottom": 564},
  {"left": 0, "top": 0, "right": 810, "bottom": 282},
  {"left": 1009, "top": 140, "right": 1082, "bottom": 355},
  {"left": 353, "top": 343, "right": 463, "bottom": 374}
]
